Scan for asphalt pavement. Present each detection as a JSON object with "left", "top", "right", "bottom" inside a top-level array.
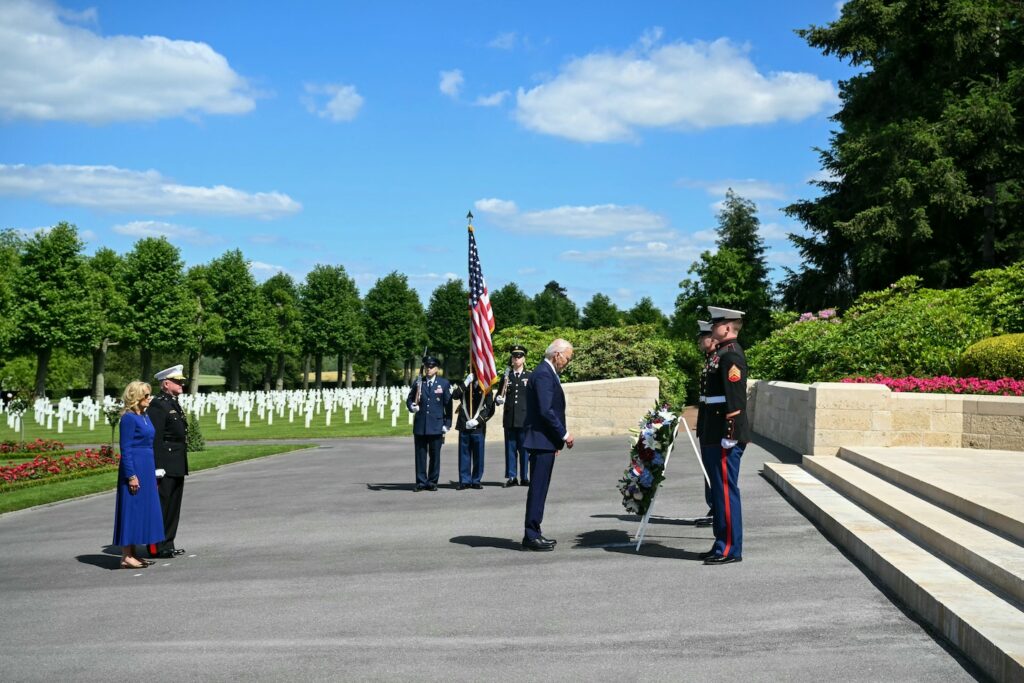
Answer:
[{"left": 0, "top": 435, "right": 981, "bottom": 681}]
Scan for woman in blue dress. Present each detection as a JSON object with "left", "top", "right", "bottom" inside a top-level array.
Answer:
[{"left": 112, "top": 381, "right": 164, "bottom": 569}]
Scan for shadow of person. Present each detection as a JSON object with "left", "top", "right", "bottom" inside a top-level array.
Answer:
[
  {"left": 76, "top": 554, "right": 122, "bottom": 570},
  {"left": 100, "top": 545, "right": 121, "bottom": 556},
  {"left": 573, "top": 529, "right": 705, "bottom": 561},
  {"left": 589, "top": 513, "right": 701, "bottom": 525},
  {"left": 365, "top": 483, "right": 418, "bottom": 492},
  {"left": 449, "top": 535, "right": 523, "bottom": 551}
]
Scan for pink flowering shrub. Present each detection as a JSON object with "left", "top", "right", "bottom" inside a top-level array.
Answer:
[
  {"left": 842, "top": 375, "right": 1024, "bottom": 396},
  {"left": 1, "top": 446, "right": 119, "bottom": 486}
]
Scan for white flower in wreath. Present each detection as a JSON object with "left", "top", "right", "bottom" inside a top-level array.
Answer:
[
  {"left": 657, "top": 410, "right": 676, "bottom": 424},
  {"left": 642, "top": 429, "right": 657, "bottom": 451}
]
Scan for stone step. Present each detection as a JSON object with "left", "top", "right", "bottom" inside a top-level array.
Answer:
[
  {"left": 764, "top": 462, "right": 1024, "bottom": 682},
  {"left": 804, "top": 455, "right": 1024, "bottom": 606},
  {"left": 838, "top": 446, "right": 1024, "bottom": 545}
]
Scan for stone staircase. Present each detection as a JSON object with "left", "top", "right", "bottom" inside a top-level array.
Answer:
[{"left": 764, "top": 447, "right": 1024, "bottom": 682}]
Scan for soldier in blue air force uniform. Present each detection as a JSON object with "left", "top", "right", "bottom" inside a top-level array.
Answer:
[
  {"left": 406, "top": 355, "right": 452, "bottom": 492},
  {"left": 699, "top": 307, "right": 751, "bottom": 565}
]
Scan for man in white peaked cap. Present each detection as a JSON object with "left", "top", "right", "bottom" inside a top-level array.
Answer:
[{"left": 147, "top": 364, "right": 190, "bottom": 559}]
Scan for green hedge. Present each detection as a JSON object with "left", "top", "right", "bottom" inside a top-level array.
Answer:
[
  {"left": 958, "top": 334, "right": 1024, "bottom": 379},
  {"left": 491, "top": 324, "right": 692, "bottom": 407}
]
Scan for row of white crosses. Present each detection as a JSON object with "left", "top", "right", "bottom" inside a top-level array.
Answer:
[{"left": 1, "top": 387, "right": 414, "bottom": 436}]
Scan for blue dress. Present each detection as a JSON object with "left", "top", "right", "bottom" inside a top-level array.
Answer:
[{"left": 112, "top": 411, "right": 165, "bottom": 546}]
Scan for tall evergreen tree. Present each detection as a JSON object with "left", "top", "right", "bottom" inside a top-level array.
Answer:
[
  {"left": 783, "top": 0, "right": 1024, "bottom": 309},
  {"left": 623, "top": 296, "right": 666, "bottom": 329},
  {"left": 531, "top": 280, "right": 579, "bottom": 328},
  {"left": 581, "top": 293, "right": 621, "bottom": 328}
]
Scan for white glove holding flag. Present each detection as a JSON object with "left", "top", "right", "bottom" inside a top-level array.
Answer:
[
  {"left": 466, "top": 419, "right": 479, "bottom": 429},
  {"left": 409, "top": 405, "right": 419, "bottom": 413},
  {"left": 464, "top": 373, "right": 474, "bottom": 387},
  {"left": 721, "top": 438, "right": 738, "bottom": 449},
  {"left": 494, "top": 395, "right": 505, "bottom": 406}
]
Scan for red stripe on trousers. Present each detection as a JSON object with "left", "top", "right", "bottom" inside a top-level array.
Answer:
[{"left": 721, "top": 447, "right": 732, "bottom": 558}]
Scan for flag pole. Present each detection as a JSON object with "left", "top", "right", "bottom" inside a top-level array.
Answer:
[{"left": 467, "top": 210, "right": 474, "bottom": 418}]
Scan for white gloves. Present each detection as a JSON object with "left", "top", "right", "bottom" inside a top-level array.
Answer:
[
  {"left": 494, "top": 396, "right": 505, "bottom": 406},
  {"left": 409, "top": 405, "right": 419, "bottom": 413},
  {"left": 721, "top": 438, "right": 738, "bottom": 449},
  {"left": 464, "top": 373, "right": 474, "bottom": 387},
  {"left": 442, "top": 426, "right": 448, "bottom": 434},
  {"left": 465, "top": 419, "right": 479, "bottom": 429}
]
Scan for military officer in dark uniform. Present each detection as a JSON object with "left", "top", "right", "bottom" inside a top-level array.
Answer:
[
  {"left": 451, "top": 373, "right": 495, "bottom": 490},
  {"left": 694, "top": 321, "right": 716, "bottom": 526},
  {"left": 406, "top": 355, "right": 452, "bottom": 491},
  {"left": 147, "top": 364, "right": 189, "bottom": 559},
  {"left": 494, "top": 344, "right": 532, "bottom": 488},
  {"left": 699, "top": 307, "right": 751, "bottom": 565}
]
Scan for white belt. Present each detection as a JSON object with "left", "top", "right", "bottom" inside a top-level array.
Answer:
[{"left": 703, "top": 396, "right": 726, "bottom": 404}]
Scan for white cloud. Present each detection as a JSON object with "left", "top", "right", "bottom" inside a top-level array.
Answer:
[
  {"left": 515, "top": 34, "right": 836, "bottom": 142},
  {"left": 474, "top": 90, "right": 510, "bottom": 107},
  {"left": 561, "top": 240, "right": 702, "bottom": 264},
  {"left": 439, "top": 69, "right": 464, "bottom": 98},
  {"left": 679, "top": 177, "right": 788, "bottom": 201},
  {"left": 759, "top": 222, "right": 793, "bottom": 241},
  {"left": 0, "top": 163, "right": 301, "bottom": 219},
  {"left": 303, "top": 83, "right": 363, "bottom": 122},
  {"left": 112, "top": 220, "right": 220, "bottom": 245},
  {"left": 473, "top": 198, "right": 518, "bottom": 215},
  {"left": 692, "top": 229, "right": 718, "bottom": 242},
  {"left": 474, "top": 197, "right": 667, "bottom": 238},
  {"left": 807, "top": 168, "right": 841, "bottom": 184},
  {"left": 408, "top": 271, "right": 459, "bottom": 284},
  {"left": 0, "top": 0, "right": 255, "bottom": 124},
  {"left": 249, "top": 260, "right": 288, "bottom": 278},
  {"left": 488, "top": 32, "right": 517, "bottom": 50}
]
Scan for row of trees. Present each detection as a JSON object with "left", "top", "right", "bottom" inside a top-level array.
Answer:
[{"left": 0, "top": 223, "right": 697, "bottom": 397}]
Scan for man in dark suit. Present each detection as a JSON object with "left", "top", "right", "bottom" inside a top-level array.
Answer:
[
  {"left": 521, "top": 339, "right": 575, "bottom": 551},
  {"left": 494, "top": 344, "right": 531, "bottom": 488},
  {"left": 406, "top": 355, "right": 452, "bottom": 492},
  {"left": 147, "top": 364, "right": 189, "bottom": 559}
]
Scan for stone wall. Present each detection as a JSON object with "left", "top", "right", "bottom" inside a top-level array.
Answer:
[
  {"left": 452, "top": 376, "right": 660, "bottom": 443},
  {"left": 748, "top": 380, "right": 1024, "bottom": 455}
]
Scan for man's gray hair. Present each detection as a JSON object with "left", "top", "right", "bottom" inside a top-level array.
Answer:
[{"left": 544, "top": 338, "right": 573, "bottom": 359}]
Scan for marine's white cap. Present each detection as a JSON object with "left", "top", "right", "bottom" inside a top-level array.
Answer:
[
  {"left": 155, "top": 364, "right": 186, "bottom": 382},
  {"left": 708, "top": 306, "right": 745, "bottom": 322},
  {"left": 697, "top": 320, "right": 712, "bottom": 335}
]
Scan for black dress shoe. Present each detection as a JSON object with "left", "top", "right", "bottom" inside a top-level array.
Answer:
[
  {"left": 503, "top": 478, "right": 518, "bottom": 488},
  {"left": 697, "top": 549, "right": 716, "bottom": 559},
  {"left": 522, "top": 537, "right": 555, "bottom": 551},
  {"left": 171, "top": 548, "right": 186, "bottom": 556},
  {"left": 539, "top": 536, "right": 557, "bottom": 546},
  {"left": 414, "top": 485, "right": 425, "bottom": 492},
  {"left": 704, "top": 555, "right": 742, "bottom": 565},
  {"left": 426, "top": 484, "right": 438, "bottom": 491},
  {"left": 471, "top": 483, "right": 483, "bottom": 489},
  {"left": 520, "top": 479, "right": 530, "bottom": 486},
  {"left": 456, "top": 483, "right": 467, "bottom": 490},
  {"left": 155, "top": 549, "right": 175, "bottom": 559}
]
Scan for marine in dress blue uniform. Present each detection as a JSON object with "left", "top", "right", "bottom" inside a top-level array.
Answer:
[
  {"left": 699, "top": 307, "right": 751, "bottom": 565},
  {"left": 694, "top": 321, "right": 716, "bottom": 526},
  {"left": 494, "top": 344, "right": 531, "bottom": 488},
  {"left": 406, "top": 355, "right": 452, "bottom": 491},
  {"left": 451, "top": 375, "right": 495, "bottom": 490},
  {"left": 146, "top": 364, "right": 190, "bottom": 559}
]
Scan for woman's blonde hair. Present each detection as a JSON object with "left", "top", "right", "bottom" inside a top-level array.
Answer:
[{"left": 122, "top": 381, "right": 152, "bottom": 415}]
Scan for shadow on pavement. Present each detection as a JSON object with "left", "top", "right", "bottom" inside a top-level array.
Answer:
[
  {"left": 449, "top": 535, "right": 523, "bottom": 551},
  {"left": 574, "top": 529, "right": 706, "bottom": 561},
  {"left": 590, "top": 513, "right": 709, "bottom": 526},
  {"left": 365, "top": 483, "right": 418, "bottom": 491},
  {"left": 76, "top": 554, "right": 122, "bottom": 570},
  {"left": 752, "top": 434, "right": 802, "bottom": 465}
]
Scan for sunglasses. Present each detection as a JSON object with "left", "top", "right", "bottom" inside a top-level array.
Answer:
[
  {"left": 511, "top": 352, "right": 525, "bottom": 358},
  {"left": 424, "top": 363, "right": 438, "bottom": 368}
]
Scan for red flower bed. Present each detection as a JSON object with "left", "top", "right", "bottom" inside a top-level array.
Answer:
[
  {"left": 1, "top": 446, "right": 119, "bottom": 485},
  {"left": 0, "top": 439, "right": 66, "bottom": 455},
  {"left": 842, "top": 375, "right": 1024, "bottom": 396}
]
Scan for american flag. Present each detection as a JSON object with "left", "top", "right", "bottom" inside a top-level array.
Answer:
[{"left": 468, "top": 225, "right": 497, "bottom": 394}]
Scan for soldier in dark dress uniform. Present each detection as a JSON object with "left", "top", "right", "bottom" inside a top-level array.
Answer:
[
  {"left": 147, "top": 364, "right": 189, "bottom": 559},
  {"left": 451, "top": 375, "right": 495, "bottom": 490},
  {"left": 699, "top": 307, "right": 751, "bottom": 565},
  {"left": 494, "top": 344, "right": 532, "bottom": 488},
  {"left": 406, "top": 355, "right": 452, "bottom": 491},
  {"left": 694, "top": 321, "right": 716, "bottom": 526}
]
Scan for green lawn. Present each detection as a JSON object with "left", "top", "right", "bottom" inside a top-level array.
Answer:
[
  {"left": 1, "top": 406, "right": 413, "bottom": 444},
  {"left": 0, "top": 443, "right": 314, "bottom": 514}
]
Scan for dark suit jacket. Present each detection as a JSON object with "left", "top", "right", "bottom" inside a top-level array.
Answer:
[
  {"left": 148, "top": 392, "right": 189, "bottom": 476},
  {"left": 523, "top": 360, "right": 567, "bottom": 452},
  {"left": 407, "top": 376, "right": 453, "bottom": 436}
]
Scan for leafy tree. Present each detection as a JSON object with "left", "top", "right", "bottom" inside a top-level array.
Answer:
[
  {"left": 672, "top": 191, "right": 774, "bottom": 343},
  {"left": 12, "top": 223, "right": 100, "bottom": 396},
  {"left": 623, "top": 296, "right": 666, "bottom": 329},
  {"left": 262, "top": 272, "right": 301, "bottom": 390},
  {"left": 581, "top": 293, "right": 621, "bottom": 329},
  {"left": 363, "top": 272, "right": 426, "bottom": 386},
  {"left": 0, "top": 230, "right": 23, "bottom": 363},
  {"left": 121, "top": 237, "right": 193, "bottom": 381},
  {"left": 299, "top": 265, "right": 363, "bottom": 389},
  {"left": 490, "top": 282, "right": 532, "bottom": 328},
  {"left": 86, "top": 248, "right": 128, "bottom": 400},
  {"left": 426, "top": 279, "right": 469, "bottom": 376},
  {"left": 531, "top": 280, "right": 579, "bottom": 328},
  {"left": 183, "top": 265, "right": 225, "bottom": 395},
  {"left": 783, "top": 0, "right": 1024, "bottom": 310},
  {"left": 205, "top": 250, "right": 275, "bottom": 391}
]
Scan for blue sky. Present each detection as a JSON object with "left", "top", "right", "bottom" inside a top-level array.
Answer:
[{"left": 0, "top": 0, "right": 853, "bottom": 314}]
